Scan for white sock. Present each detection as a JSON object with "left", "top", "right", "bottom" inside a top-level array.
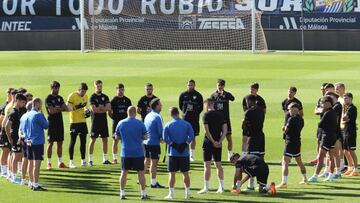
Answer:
[
  {"left": 265, "top": 184, "right": 270, "bottom": 191},
  {"left": 313, "top": 174, "right": 319, "bottom": 178},
  {"left": 324, "top": 166, "right": 329, "bottom": 174},
  {"left": 120, "top": 189, "right": 125, "bottom": 196},
  {"left": 282, "top": 176, "right": 287, "bottom": 184},
  {"left": 141, "top": 190, "right": 147, "bottom": 196},
  {"left": 204, "top": 180, "right": 209, "bottom": 190},
  {"left": 236, "top": 180, "right": 241, "bottom": 189},
  {"left": 89, "top": 154, "right": 93, "bottom": 162},
  {"left": 58, "top": 157, "right": 63, "bottom": 164},
  {"left": 302, "top": 173, "right": 307, "bottom": 180},
  {"left": 151, "top": 178, "right": 157, "bottom": 185},
  {"left": 70, "top": 160, "right": 74, "bottom": 165},
  {"left": 47, "top": 158, "right": 51, "bottom": 165},
  {"left": 228, "top": 151, "right": 233, "bottom": 157},
  {"left": 336, "top": 168, "right": 341, "bottom": 175},
  {"left": 219, "top": 179, "right": 224, "bottom": 189},
  {"left": 103, "top": 154, "right": 108, "bottom": 162},
  {"left": 328, "top": 173, "right": 334, "bottom": 178},
  {"left": 190, "top": 150, "right": 195, "bottom": 157},
  {"left": 340, "top": 159, "right": 345, "bottom": 169},
  {"left": 169, "top": 187, "right": 174, "bottom": 195},
  {"left": 185, "top": 187, "right": 190, "bottom": 195},
  {"left": 33, "top": 182, "right": 39, "bottom": 188},
  {"left": 81, "top": 159, "right": 86, "bottom": 164},
  {"left": 249, "top": 178, "right": 254, "bottom": 188},
  {"left": 113, "top": 154, "right": 117, "bottom": 160},
  {"left": 18, "top": 162, "right": 22, "bottom": 171}
]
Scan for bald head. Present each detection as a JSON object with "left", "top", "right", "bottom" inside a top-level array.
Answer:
[
  {"left": 26, "top": 101, "right": 33, "bottom": 112},
  {"left": 32, "top": 97, "right": 42, "bottom": 111},
  {"left": 127, "top": 106, "right": 137, "bottom": 118}
]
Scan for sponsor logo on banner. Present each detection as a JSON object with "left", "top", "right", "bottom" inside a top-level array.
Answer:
[
  {"left": 198, "top": 18, "right": 245, "bottom": 29},
  {"left": 1, "top": 21, "right": 31, "bottom": 31},
  {"left": 178, "top": 16, "right": 197, "bottom": 29},
  {"left": 179, "top": 16, "right": 246, "bottom": 30},
  {"left": 278, "top": 14, "right": 357, "bottom": 30}
]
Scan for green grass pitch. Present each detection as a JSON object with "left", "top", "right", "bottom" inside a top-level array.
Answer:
[{"left": 0, "top": 51, "right": 359, "bottom": 203}]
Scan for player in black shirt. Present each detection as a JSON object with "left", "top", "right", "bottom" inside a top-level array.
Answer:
[
  {"left": 278, "top": 103, "right": 307, "bottom": 188},
  {"left": 211, "top": 79, "right": 235, "bottom": 161},
  {"left": 198, "top": 98, "right": 227, "bottom": 194},
  {"left": 281, "top": 87, "right": 303, "bottom": 140},
  {"left": 241, "top": 94, "right": 266, "bottom": 191},
  {"left": 109, "top": 83, "right": 132, "bottom": 164},
  {"left": 242, "top": 95, "right": 265, "bottom": 157},
  {"left": 0, "top": 88, "right": 17, "bottom": 178},
  {"left": 342, "top": 93, "right": 359, "bottom": 176},
  {"left": 5, "top": 94, "right": 27, "bottom": 183},
  {"left": 326, "top": 92, "right": 343, "bottom": 178},
  {"left": 45, "top": 81, "right": 68, "bottom": 170},
  {"left": 242, "top": 83, "right": 266, "bottom": 112},
  {"left": 137, "top": 83, "right": 157, "bottom": 121},
  {"left": 0, "top": 88, "right": 13, "bottom": 118},
  {"left": 311, "top": 83, "right": 328, "bottom": 165},
  {"left": 0, "top": 88, "right": 13, "bottom": 138},
  {"left": 179, "top": 79, "right": 203, "bottom": 162},
  {"left": 88, "top": 80, "right": 111, "bottom": 166},
  {"left": 308, "top": 96, "right": 337, "bottom": 182},
  {"left": 230, "top": 153, "right": 276, "bottom": 195}
]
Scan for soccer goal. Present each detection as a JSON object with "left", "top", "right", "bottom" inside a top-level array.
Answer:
[{"left": 80, "top": 0, "right": 267, "bottom": 52}]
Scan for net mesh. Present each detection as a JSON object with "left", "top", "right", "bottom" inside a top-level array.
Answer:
[{"left": 83, "top": 0, "right": 267, "bottom": 51}]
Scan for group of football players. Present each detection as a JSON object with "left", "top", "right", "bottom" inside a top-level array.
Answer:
[{"left": 0, "top": 80, "right": 357, "bottom": 200}]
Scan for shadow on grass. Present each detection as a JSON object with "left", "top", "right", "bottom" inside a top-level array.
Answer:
[{"left": 156, "top": 198, "right": 271, "bottom": 203}]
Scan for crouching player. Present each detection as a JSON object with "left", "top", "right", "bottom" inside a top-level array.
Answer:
[
  {"left": 277, "top": 103, "right": 307, "bottom": 188},
  {"left": 230, "top": 153, "right": 276, "bottom": 195},
  {"left": 163, "top": 107, "right": 194, "bottom": 199}
]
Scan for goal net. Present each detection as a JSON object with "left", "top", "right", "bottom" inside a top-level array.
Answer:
[{"left": 81, "top": 0, "right": 267, "bottom": 51}]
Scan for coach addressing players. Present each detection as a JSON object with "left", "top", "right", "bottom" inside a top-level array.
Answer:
[
  {"left": 163, "top": 107, "right": 194, "bottom": 199},
  {"left": 116, "top": 106, "right": 149, "bottom": 200},
  {"left": 144, "top": 98, "right": 164, "bottom": 188},
  {"left": 26, "top": 98, "right": 49, "bottom": 191}
]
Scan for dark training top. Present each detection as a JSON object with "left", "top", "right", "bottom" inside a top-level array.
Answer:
[
  {"left": 244, "top": 106, "right": 265, "bottom": 135},
  {"left": 344, "top": 104, "right": 357, "bottom": 136},
  {"left": 211, "top": 90, "right": 235, "bottom": 123},
  {"left": 282, "top": 97, "right": 303, "bottom": 124},
  {"left": 318, "top": 108, "right": 337, "bottom": 139},
  {"left": 0, "top": 101, "right": 8, "bottom": 116},
  {"left": 110, "top": 96, "right": 132, "bottom": 122},
  {"left": 242, "top": 94, "right": 266, "bottom": 112},
  {"left": 45, "top": 94, "right": 65, "bottom": 125},
  {"left": 235, "top": 154, "right": 267, "bottom": 177},
  {"left": 179, "top": 90, "right": 203, "bottom": 123},
  {"left": 137, "top": 95, "right": 157, "bottom": 121},
  {"left": 332, "top": 102, "right": 342, "bottom": 137},
  {"left": 8, "top": 108, "right": 24, "bottom": 139},
  {"left": 202, "top": 110, "right": 226, "bottom": 145},
  {"left": 90, "top": 93, "right": 110, "bottom": 123},
  {"left": 285, "top": 115, "right": 304, "bottom": 143}
]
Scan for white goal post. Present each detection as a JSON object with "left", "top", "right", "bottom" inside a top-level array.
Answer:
[{"left": 80, "top": 0, "right": 267, "bottom": 52}]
